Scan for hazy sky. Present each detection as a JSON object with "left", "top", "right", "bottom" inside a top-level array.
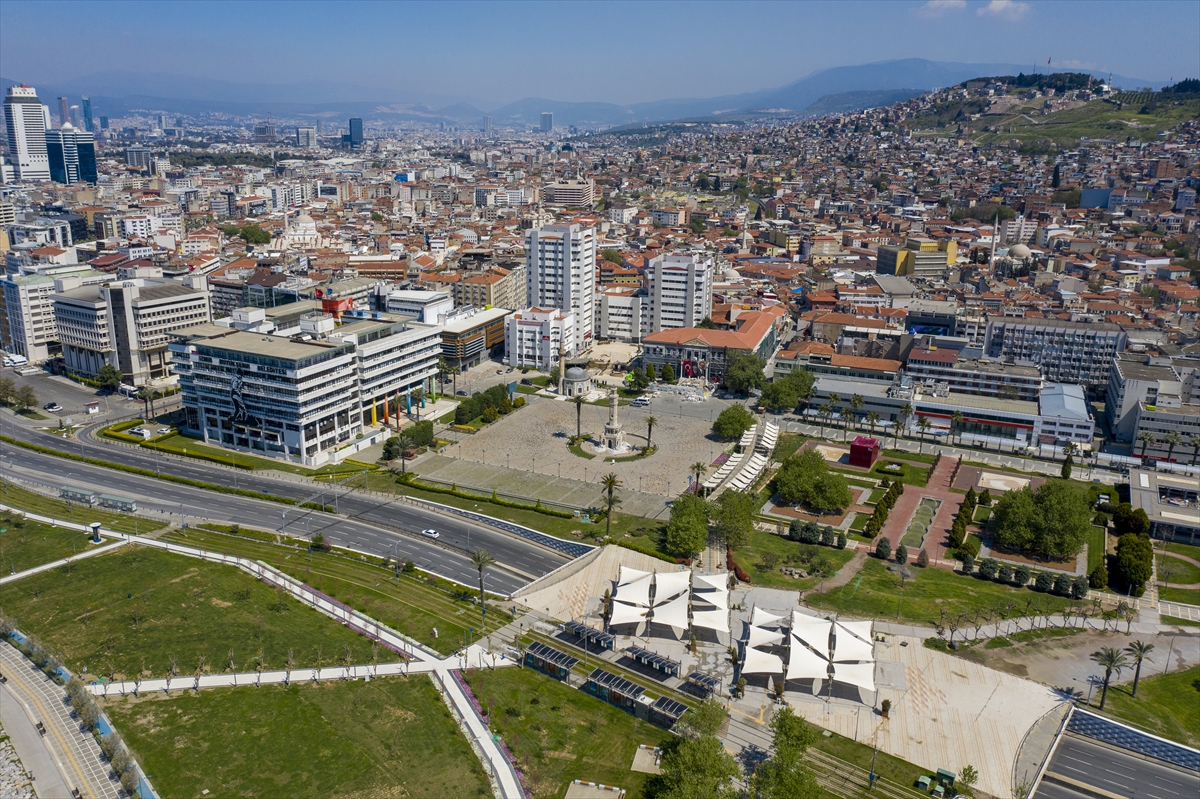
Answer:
[{"left": 2, "top": 0, "right": 1197, "bottom": 105}]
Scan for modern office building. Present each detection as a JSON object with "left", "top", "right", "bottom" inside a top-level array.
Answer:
[
  {"left": 904, "top": 347, "right": 1043, "bottom": 402},
  {"left": 170, "top": 312, "right": 439, "bottom": 466},
  {"left": 4, "top": 85, "right": 51, "bottom": 182},
  {"left": 646, "top": 252, "right": 713, "bottom": 334},
  {"left": 1106, "top": 353, "right": 1181, "bottom": 442},
  {"left": 56, "top": 97, "right": 69, "bottom": 127},
  {"left": 81, "top": 96, "right": 93, "bottom": 132},
  {"left": 875, "top": 237, "right": 957, "bottom": 278},
  {"left": 1, "top": 264, "right": 107, "bottom": 362},
  {"left": 348, "top": 117, "right": 363, "bottom": 146},
  {"left": 46, "top": 125, "right": 97, "bottom": 185},
  {"left": 295, "top": 126, "right": 317, "bottom": 148},
  {"left": 595, "top": 287, "right": 648, "bottom": 342},
  {"left": 542, "top": 179, "right": 595, "bottom": 207},
  {"left": 53, "top": 274, "right": 211, "bottom": 385},
  {"left": 439, "top": 306, "right": 511, "bottom": 369},
  {"left": 524, "top": 224, "right": 595, "bottom": 351},
  {"left": 984, "top": 318, "right": 1126, "bottom": 388},
  {"left": 482, "top": 115, "right": 492, "bottom": 133},
  {"left": 124, "top": 145, "right": 152, "bottom": 169},
  {"left": 504, "top": 307, "right": 574, "bottom": 369},
  {"left": 540, "top": 112, "right": 553, "bottom": 133},
  {"left": 384, "top": 289, "right": 454, "bottom": 323},
  {"left": 1128, "top": 469, "right": 1199, "bottom": 544}
]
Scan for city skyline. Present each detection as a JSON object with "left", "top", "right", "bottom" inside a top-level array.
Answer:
[{"left": 2, "top": 1, "right": 1197, "bottom": 108}]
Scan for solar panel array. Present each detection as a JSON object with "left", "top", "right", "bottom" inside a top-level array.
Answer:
[
  {"left": 588, "top": 668, "right": 645, "bottom": 699},
  {"left": 687, "top": 671, "right": 721, "bottom": 693},
  {"left": 525, "top": 641, "right": 580, "bottom": 671},
  {"left": 651, "top": 695, "right": 689, "bottom": 721},
  {"left": 624, "top": 645, "right": 680, "bottom": 675},
  {"left": 1067, "top": 709, "right": 1200, "bottom": 772},
  {"left": 563, "top": 620, "right": 616, "bottom": 647}
]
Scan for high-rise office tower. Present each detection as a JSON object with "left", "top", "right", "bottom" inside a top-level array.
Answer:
[
  {"left": 348, "top": 117, "right": 363, "bottom": 146},
  {"left": 157, "top": 114, "right": 168, "bottom": 130},
  {"left": 296, "top": 126, "right": 317, "bottom": 147},
  {"left": 46, "top": 125, "right": 97, "bottom": 185},
  {"left": 69, "top": 105, "right": 80, "bottom": 127},
  {"left": 99, "top": 116, "right": 109, "bottom": 129},
  {"left": 57, "top": 97, "right": 69, "bottom": 127},
  {"left": 524, "top": 224, "right": 596, "bottom": 350},
  {"left": 540, "top": 112, "right": 553, "bottom": 133},
  {"left": 482, "top": 115, "right": 491, "bottom": 133},
  {"left": 4, "top": 85, "right": 51, "bottom": 181},
  {"left": 81, "top": 96, "right": 93, "bottom": 132},
  {"left": 125, "top": 145, "right": 152, "bottom": 169}
]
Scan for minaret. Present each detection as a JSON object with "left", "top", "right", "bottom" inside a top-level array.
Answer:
[
  {"left": 988, "top": 213, "right": 999, "bottom": 272},
  {"left": 558, "top": 338, "right": 566, "bottom": 395}
]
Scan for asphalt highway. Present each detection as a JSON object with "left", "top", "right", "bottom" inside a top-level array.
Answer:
[
  {"left": 1038, "top": 734, "right": 1200, "bottom": 799},
  {"left": 0, "top": 415, "right": 570, "bottom": 595}
]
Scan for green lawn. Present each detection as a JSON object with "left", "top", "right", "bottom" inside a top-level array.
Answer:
[
  {"left": 1087, "top": 666, "right": 1200, "bottom": 748},
  {"left": 1088, "top": 527, "right": 1108, "bottom": 575},
  {"left": 0, "top": 515, "right": 106, "bottom": 574},
  {"left": 865, "top": 488, "right": 885, "bottom": 505},
  {"left": 0, "top": 481, "right": 167, "bottom": 536},
  {"left": 1159, "top": 551, "right": 1200, "bottom": 586},
  {"left": 811, "top": 728, "right": 929, "bottom": 794},
  {"left": 1165, "top": 541, "right": 1200, "bottom": 561},
  {"left": 806, "top": 558, "right": 1073, "bottom": 626},
  {"left": 161, "top": 526, "right": 486, "bottom": 652},
  {"left": 738, "top": 529, "right": 856, "bottom": 590},
  {"left": 849, "top": 513, "right": 868, "bottom": 531},
  {"left": 1159, "top": 586, "right": 1200, "bottom": 605},
  {"left": 106, "top": 676, "right": 489, "bottom": 799},
  {"left": 869, "top": 461, "right": 929, "bottom": 487},
  {"left": 773, "top": 433, "right": 807, "bottom": 461},
  {"left": 974, "top": 506, "right": 993, "bottom": 524},
  {"left": 0, "top": 545, "right": 376, "bottom": 680},
  {"left": 463, "top": 666, "right": 671, "bottom": 799}
]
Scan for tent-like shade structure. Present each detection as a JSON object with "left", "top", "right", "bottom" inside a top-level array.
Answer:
[
  {"left": 832, "top": 627, "right": 875, "bottom": 663},
  {"left": 618, "top": 566, "right": 651, "bottom": 586},
  {"left": 615, "top": 575, "right": 652, "bottom": 608},
  {"left": 651, "top": 593, "right": 690, "bottom": 631},
  {"left": 693, "top": 573, "right": 728, "bottom": 591},
  {"left": 791, "top": 614, "right": 832, "bottom": 654},
  {"left": 691, "top": 608, "right": 729, "bottom": 633},
  {"left": 751, "top": 608, "right": 786, "bottom": 627},
  {"left": 837, "top": 620, "right": 873, "bottom": 644},
  {"left": 786, "top": 637, "right": 830, "bottom": 681},
  {"left": 609, "top": 600, "right": 649, "bottom": 626},
  {"left": 745, "top": 625, "right": 785, "bottom": 648},
  {"left": 693, "top": 589, "right": 728, "bottom": 610},
  {"left": 831, "top": 661, "right": 876, "bottom": 693},
  {"left": 654, "top": 570, "right": 692, "bottom": 601},
  {"left": 741, "top": 646, "right": 784, "bottom": 675}
]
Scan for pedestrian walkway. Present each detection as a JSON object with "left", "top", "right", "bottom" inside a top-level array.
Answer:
[
  {"left": 878, "top": 455, "right": 963, "bottom": 555},
  {"left": 0, "top": 540, "right": 128, "bottom": 586},
  {"left": 0, "top": 643, "right": 121, "bottom": 799}
]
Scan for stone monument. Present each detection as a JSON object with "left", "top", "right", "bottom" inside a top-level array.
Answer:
[{"left": 600, "top": 388, "right": 630, "bottom": 453}]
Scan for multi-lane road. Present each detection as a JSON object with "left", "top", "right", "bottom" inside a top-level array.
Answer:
[
  {"left": 0, "top": 412, "right": 569, "bottom": 596},
  {"left": 1038, "top": 734, "right": 1200, "bottom": 799}
]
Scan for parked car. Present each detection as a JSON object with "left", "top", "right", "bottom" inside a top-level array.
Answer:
[
  {"left": 456, "top": 389, "right": 468, "bottom": 396},
  {"left": 43, "top": 402, "right": 62, "bottom": 412},
  {"left": 157, "top": 427, "right": 172, "bottom": 435},
  {"left": 420, "top": 528, "right": 440, "bottom": 539},
  {"left": 129, "top": 427, "right": 146, "bottom": 436}
]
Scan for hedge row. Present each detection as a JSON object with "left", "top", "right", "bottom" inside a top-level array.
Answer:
[
  {"left": 616, "top": 538, "right": 675, "bottom": 563},
  {"left": 396, "top": 473, "right": 575, "bottom": 519}
]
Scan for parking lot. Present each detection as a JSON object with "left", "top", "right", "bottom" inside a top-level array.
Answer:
[{"left": 1, "top": 367, "right": 140, "bottom": 421}]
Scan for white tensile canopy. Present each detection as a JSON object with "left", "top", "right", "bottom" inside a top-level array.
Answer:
[
  {"left": 746, "top": 625, "right": 785, "bottom": 648},
  {"left": 837, "top": 620, "right": 873, "bottom": 644},
  {"left": 655, "top": 570, "right": 692, "bottom": 601},
  {"left": 791, "top": 617, "right": 832, "bottom": 654},
  {"left": 693, "top": 589, "right": 728, "bottom": 610},
  {"left": 831, "top": 661, "right": 876, "bottom": 693},
  {"left": 618, "top": 566, "right": 651, "bottom": 586},
  {"left": 786, "top": 637, "right": 831, "bottom": 681},
  {"left": 691, "top": 607, "right": 729, "bottom": 633},
  {"left": 615, "top": 575, "right": 652, "bottom": 608},
  {"left": 693, "top": 573, "right": 728, "bottom": 591},
  {"left": 832, "top": 629, "right": 875, "bottom": 663},
  {"left": 751, "top": 608, "right": 786, "bottom": 627},
  {"left": 651, "top": 593, "right": 691, "bottom": 631},
  {"left": 609, "top": 600, "right": 649, "bottom": 626},
  {"left": 741, "top": 646, "right": 784, "bottom": 675}
]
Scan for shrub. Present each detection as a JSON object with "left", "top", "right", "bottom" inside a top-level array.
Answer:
[
  {"left": 997, "top": 563, "right": 1014, "bottom": 584},
  {"left": 978, "top": 490, "right": 992, "bottom": 507},
  {"left": 1052, "top": 573, "right": 1073, "bottom": 597},
  {"left": 482, "top": 406, "right": 498, "bottom": 423},
  {"left": 513, "top": 396, "right": 526, "bottom": 408},
  {"left": 1071, "top": 574, "right": 1089, "bottom": 599},
  {"left": 955, "top": 535, "right": 981, "bottom": 561},
  {"left": 1092, "top": 512, "right": 1109, "bottom": 528},
  {"left": 820, "top": 526, "right": 836, "bottom": 547},
  {"left": 1111, "top": 533, "right": 1152, "bottom": 596},
  {"left": 757, "top": 552, "right": 781, "bottom": 571},
  {"left": 1034, "top": 571, "right": 1054, "bottom": 592},
  {"left": 978, "top": 558, "right": 999, "bottom": 580},
  {"left": 836, "top": 531, "right": 847, "bottom": 550},
  {"left": 894, "top": 543, "right": 908, "bottom": 564},
  {"left": 789, "top": 519, "right": 821, "bottom": 544},
  {"left": 916, "top": 548, "right": 929, "bottom": 567},
  {"left": 960, "top": 553, "right": 974, "bottom": 573},
  {"left": 1014, "top": 564, "right": 1032, "bottom": 587},
  {"left": 875, "top": 537, "right": 892, "bottom": 560},
  {"left": 1088, "top": 564, "right": 1108, "bottom": 590}
]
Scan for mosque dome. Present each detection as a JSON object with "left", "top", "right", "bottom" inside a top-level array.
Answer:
[
  {"left": 1009, "top": 244, "right": 1032, "bottom": 259},
  {"left": 565, "top": 367, "right": 590, "bottom": 381}
]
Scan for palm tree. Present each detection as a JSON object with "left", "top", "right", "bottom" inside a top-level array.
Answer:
[
  {"left": 865, "top": 411, "right": 880, "bottom": 437},
  {"left": 645, "top": 415, "right": 658, "bottom": 450},
  {"left": 449, "top": 364, "right": 461, "bottom": 397},
  {"left": 469, "top": 549, "right": 495, "bottom": 636},
  {"left": 1137, "top": 430, "right": 1157, "bottom": 461},
  {"left": 817, "top": 403, "right": 833, "bottom": 436},
  {"left": 1162, "top": 431, "right": 1182, "bottom": 463},
  {"left": 849, "top": 394, "right": 864, "bottom": 430},
  {"left": 601, "top": 473, "right": 622, "bottom": 538},
  {"left": 690, "top": 461, "right": 708, "bottom": 491},
  {"left": 916, "top": 416, "right": 932, "bottom": 453},
  {"left": 138, "top": 386, "right": 157, "bottom": 422},
  {"left": 838, "top": 410, "right": 851, "bottom": 442},
  {"left": 950, "top": 410, "right": 964, "bottom": 444},
  {"left": 797, "top": 383, "right": 815, "bottom": 418},
  {"left": 571, "top": 394, "right": 586, "bottom": 440},
  {"left": 899, "top": 403, "right": 914, "bottom": 442},
  {"left": 1090, "top": 646, "right": 1128, "bottom": 710},
  {"left": 1190, "top": 434, "right": 1200, "bottom": 466},
  {"left": 1125, "top": 641, "right": 1154, "bottom": 698},
  {"left": 827, "top": 392, "right": 842, "bottom": 433}
]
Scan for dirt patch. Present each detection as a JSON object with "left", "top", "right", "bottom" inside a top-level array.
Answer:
[
  {"left": 209, "top": 597, "right": 232, "bottom": 608},
  {"left": 169, "top": 568, "right": 200, "bottom": 584},
  {"left": 387, "top": 706, "right": 417, "bottom": 724}
]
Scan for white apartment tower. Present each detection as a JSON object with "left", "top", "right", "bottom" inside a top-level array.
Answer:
[
  {"left": 524, "top": 224, "right": 595, "bottom": 352},
  {"left": 647, "top": 252, "right": 714, "bottom": 333},
  {"left": 4, "top": 85, "right": 52, "bottom": 182}
]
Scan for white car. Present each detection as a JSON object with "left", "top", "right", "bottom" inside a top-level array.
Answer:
[
  {"left": 129, "top": 427, "right": 146, "bottom": 436},
  {"left": 157, "top": 427, "right": 172, "bottom": 435},
  {"left": 421, "top": 528, "right": 440, "bottom": 539}
]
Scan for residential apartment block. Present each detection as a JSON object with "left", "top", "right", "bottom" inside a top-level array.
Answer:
[
  {"left": 504, "top": 307, "right": 574, "bottom": 370},
  {"left": 984, "top": 318, "right": 1126, "bottom": 388},
  {"left": 524, "top": 224, "right": 595, "bottom": 352}
]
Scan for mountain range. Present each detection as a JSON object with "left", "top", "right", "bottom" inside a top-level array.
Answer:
[{"left": 2, "top": 58, "right": 1167, "bottom": 129}]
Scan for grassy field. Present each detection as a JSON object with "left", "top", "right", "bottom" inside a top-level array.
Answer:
[
  {"left": 869, "top": 461, "right": 929, "bottom": 487},
  {"left": 1088, "top": 666, "right": 1200, "bottom": 747},
  {"left": 0, "top": 514, "right": 107, "bottom": 574},
  {"left": 161, "top": 526, "right": 490, "bottom": 652},
  {"left": 973, "top": 96, "right": 1200, "bottom": 145},
  {"left": 1088, "top": 527, "right": 1108, "bottom": 575},
  {"left": 812, "top": 728, "right": 929, "bottom": 793},
  {"left": 106, "top": 676, "right": 489, "bottom": 799},
  {"left": 1159, "top": 586, "right": 1200, "bottom": 605},
  {"left": 0, "top": 545, "right": 376, "bottom": 680},
  {"left": 463, "top": 665, "right": 671, "bottom": 799},
  {"left": 806, "top": 558, "right": 1073, "bottom": 626},
  {"left": 0, "top": 482, "right": 167, "bottom": 536},
  {"left": 738, "top": 529, "right": 856, "bottom": 590},
  {"left": 1165, "top": 541, "right": 1200, "bottom": 560},
  {"left": 1159, "top": 552, "right": 1200, "bottom": 585}
]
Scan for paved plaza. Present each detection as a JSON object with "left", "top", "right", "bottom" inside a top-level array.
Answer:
[{"left": 420, "top": 394, "right": 734, "bottom": 514}]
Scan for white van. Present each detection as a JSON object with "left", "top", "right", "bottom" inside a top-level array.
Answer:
[{"left": 3, "top": 354, "right": 28, "bottom": 367}]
